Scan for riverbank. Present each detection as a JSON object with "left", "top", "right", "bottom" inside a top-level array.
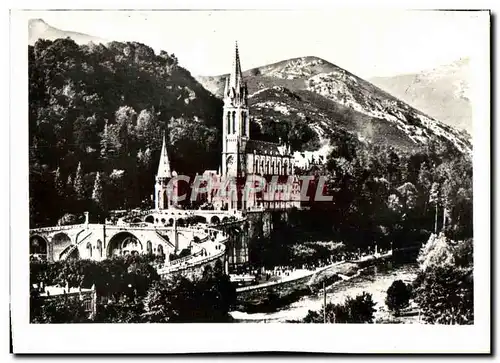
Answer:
[{"left": 230, "top": 263, "right": 420, "bottom": 323}]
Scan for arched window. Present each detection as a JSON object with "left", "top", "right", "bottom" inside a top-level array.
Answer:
[
  {"left": 260, "top": 160, "right": 264, "bottom": 174},
  {"left": 157, "top": 244, "right": 164, "bottom": 257},
  {"left": 277, "top": 160, "right": 282, "bottom": 175},
  {"left": 271, "top": 161, "right": 275, "bottom": 175},
  {"left": 254, "top": 157, "right": 259, "bottom": 173},
  {"left": 266, "top": 160, "right": 270, "bottom": 174},
  {"left": 232, "top": 111, "right": 236, "bottom": 135},
  {"left": 147, "top": 241, "right": 152, "bottom": 254},
  {"left": 227, "top": 112, "right": 231, "bottom": 134},
  {"left": 97, "top": 240, "right": 102, "bottom": 258},
  {"left": 284, "top": 161, "right": 288, "bottom": 176},
  {"left": 86, "top": 242, "right": 92, "bottom": 258},
  {"left": 242, "top": 112, "right": 247, "bottom": 136},
  {"left": 163, "top": 190, "right": 168, "bottom": 209}
]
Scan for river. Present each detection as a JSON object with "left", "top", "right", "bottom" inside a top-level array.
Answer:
[{"left": 230, "top": 262, "right": 420, "bottom": 323}]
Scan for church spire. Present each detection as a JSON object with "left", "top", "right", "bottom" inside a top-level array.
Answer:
[
  {"left": 157, "top": 132, "right": 171, "bottom": 179},
  {"left": 229, "top": 41, "right": 243, "bottom": 91},
  {"left": 224, "top": 41, "right": 247, "bottom": 106}
]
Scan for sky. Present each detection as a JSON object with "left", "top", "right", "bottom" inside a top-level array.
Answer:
[{"left": 24, "top": 10, "right": 487, "bottom": 78}]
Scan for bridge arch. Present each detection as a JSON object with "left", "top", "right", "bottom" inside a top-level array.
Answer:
[
  {"left": 30, "top": 235, "right": 48, "bottom": 261},
  {"left": 107, "top": 232, "right": 143, "bottom": 258},
  {"left": 52, "top": 232, "right": 73, "bottom": 261},
  {"left": 210, "top": 216, "right": 220, "bottom": 225},
  {"left": 145, "top": 215, "right": 154, "bottom": 224}
]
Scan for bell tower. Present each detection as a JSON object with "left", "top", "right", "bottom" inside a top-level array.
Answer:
[{"left": 221, "top": 42, "right": 249, "bottom": 178}]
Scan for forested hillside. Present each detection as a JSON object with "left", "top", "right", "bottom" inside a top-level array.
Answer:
[{"left": 29, "top": 38, "right": 223, "bottom": 226}]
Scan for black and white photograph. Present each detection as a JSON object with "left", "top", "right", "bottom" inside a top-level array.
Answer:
[{"left": 9, "top": 6, "right": 491, "bottom": 354}]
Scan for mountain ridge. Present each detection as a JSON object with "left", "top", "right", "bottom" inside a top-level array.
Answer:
[
  {"left": 369, "top": 58, "right": 471, "bottom": 133},
  {"left": 29, "top": 18, "right": 109, "bottom": 46},
  {"left": 195, "top": 56, "right": 472, "bottom": 157}
]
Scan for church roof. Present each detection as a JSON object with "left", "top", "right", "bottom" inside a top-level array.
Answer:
[
  {"left": 157, "top": 133, "right": 171, "bottom": 178},
  {"left": 245, "top": 139, "right": 286, "bottom": 156}
]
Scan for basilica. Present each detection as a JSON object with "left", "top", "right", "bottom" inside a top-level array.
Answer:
[{"left": 155, "top": 43, "right": 302, "bottom": 212}]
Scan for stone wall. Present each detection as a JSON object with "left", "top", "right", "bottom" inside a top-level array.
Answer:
[
  {"left": 159, "top": 253, "right": 226, "bottom": 281},
  {"left": 236, "top": 273, "right": 312, "bottom": 305}
]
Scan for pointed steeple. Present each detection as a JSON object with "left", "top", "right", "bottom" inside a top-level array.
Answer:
[
  {"left": 229, "top": 41, "right": 243, "bottom": 90},
  {"left": 157, "top": 132, "right": 171, "bottom": 179},
  {"left": 224, "top": 41, "right": 247, "bottom": 107}
]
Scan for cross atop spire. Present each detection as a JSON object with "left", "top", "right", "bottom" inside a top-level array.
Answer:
[{"left": 156, "top": 131, "right": 171, "bottom": 179}]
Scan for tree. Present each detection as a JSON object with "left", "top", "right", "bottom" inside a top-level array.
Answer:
[
  {"left": 417, "top": 233, "right": 455, "bottom": 271},
  {"left": 100, "top": 121, "right": 116, "bottom": 161},
  {"left": 397, "top": 182, "right": 418, "bottom": 212},
  {"left": 73, "top": 115, "right": 99, "bottom": 155},
  {"left": 57, "top": 213, "right": 83, "bottom": 226},
  {"left": 92, "top": 172, "right": 104, "bottom": 207},
  {"left": 414, "top": 265, "right": 473, "bottom": 324},
  {"left": 386, "top": 149, "right": 401, "bottom": 185},
  {"left": 141, "top": 277, "right": 194, "bottom": 323},
  {"left": 344, "top": 292, "right": 377, "bottom": 323},
  {"left": 417, "top": 162, "right": 432, "bottom": 193},
  {"left": 73, "top": 162, "right": 85, "bottom": 201},
  {"left": 54, "top": 166, "right": 65, "bottom": 198},
  {"left": 250, "top": 68, "right": 261, "bottom": 76},
  {"left": 303, "top": 292, "right": 376, "bottom": 323},
  {"left": 414, "top": 235, "right": 473, "bottom": 324},
  {"left": 386, "top": 280, "right": 411, "bottom": 316},
  {"left": 429, "top": 182, "right": 440, "bottom": 233},
  {"left": 66, "top": 174, "right": 73, "bottom": 196},
  {"left": 441, "top": 178, "right": 453, "bottom": 231},
  {"left": 31, "top": 295, "right": 90, "bottom": 323},
  {"left": 91, "top": 172, "right": 105, "bottom": 219}
]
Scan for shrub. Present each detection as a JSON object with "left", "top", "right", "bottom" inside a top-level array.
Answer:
[{"left": 385, "top": 280, "right": 411, "bottom": 316}]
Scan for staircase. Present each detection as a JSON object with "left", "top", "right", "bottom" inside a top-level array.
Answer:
[{"left": 154, "top": 231, "right": 175, "bottom": 250}]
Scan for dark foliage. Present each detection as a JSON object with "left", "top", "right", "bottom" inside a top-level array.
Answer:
[
  {"left": 29, "top": 38, "right": 222, "bottom": 227},
  {"left": 249, "top": 136, "right": 472, "bottom": 267},
  {"left": 141, "top": 265, "right": 236, "bottom": 323},
  {"left": 385, "top": 280, "right": 411, "bottom": 316},
  {"left": 303, "top": 292, "right": 376, "bottom": 323}
]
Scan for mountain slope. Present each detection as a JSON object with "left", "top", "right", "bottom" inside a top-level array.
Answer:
[
  {"left": 29, "top": 18, "right": 108, "bottom": 45},
  {"left": 369, "top": 58, "right": 471, "bottom": 133},
  {"left": 196, "top": 57, "right": 472, "bottom": 157}
]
